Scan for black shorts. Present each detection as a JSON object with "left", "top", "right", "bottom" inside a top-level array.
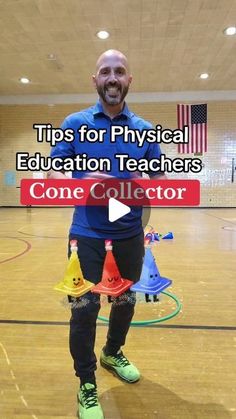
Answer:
[{"left": 68, "top": 232, "right": 144, "bottom": 285}]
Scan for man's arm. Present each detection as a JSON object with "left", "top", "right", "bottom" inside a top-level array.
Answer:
[{"left": 47, "top": 170, "right": 114, "bottom": 180}]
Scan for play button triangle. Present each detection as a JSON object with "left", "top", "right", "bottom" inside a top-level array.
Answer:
[{"left": 108, "top": 197, "right": 131, "bottom": 222}]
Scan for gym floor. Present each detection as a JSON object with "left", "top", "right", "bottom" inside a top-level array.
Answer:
[{"left": 0, "top": 207, "right": 235, "bottom": 419}]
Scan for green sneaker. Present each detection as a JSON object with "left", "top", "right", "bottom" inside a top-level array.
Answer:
[
  {"left": 100, "top": 349, "right": 140, "bottom": 383},
  {"left": 77, "top": 383, "right": 104, "bottom": 419}
]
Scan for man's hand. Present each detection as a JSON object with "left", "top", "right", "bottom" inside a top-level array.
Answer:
[
  {"left": 47, "top": 170, "right": 68, "bottom": 180},
  {"left": 151, "top": 173, "right": 168, "bottom": 180},
  {"left": 83, "top": 171, "right": 114, "bottom": 180}
]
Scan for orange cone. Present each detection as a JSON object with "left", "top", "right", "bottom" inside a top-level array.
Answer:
[
  {"left": 92, "top": 241, "right": 133, "bottom": 297},
  {"left": 54, "top": 240, "right": 94, "bottom": 297}
]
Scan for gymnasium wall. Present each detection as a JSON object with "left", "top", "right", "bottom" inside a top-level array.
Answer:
[{"left": 0, "top": 101, "right": 235, "bottom": 207}]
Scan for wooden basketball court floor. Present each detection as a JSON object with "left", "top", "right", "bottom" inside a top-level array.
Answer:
[{"left": 0, "top": 207, "right": 235, "bottom": 419}]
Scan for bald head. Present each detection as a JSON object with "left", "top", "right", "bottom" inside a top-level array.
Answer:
[
  {"left": 95, "top": 49, "right": 130, "bottom": 73},
  {"left": 93, "top": 49, "right": 132, "bottom": 110}
]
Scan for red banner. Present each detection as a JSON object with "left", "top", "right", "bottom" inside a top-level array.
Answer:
[{"left": 20, "top": 178, "right": 200, "bottom": 207}]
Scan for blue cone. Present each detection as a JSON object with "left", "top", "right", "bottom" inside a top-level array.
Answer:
[
  {"left": 145, "top": 232, "right": 156, "bottom": 243},
  {"left": 162, "top": 232, "right": 174, "bottom": 240},
  {"left": 130, "top": 247, "right": 172, "bottom": 295},
  {"left": 145, "top": 232, "right": 160, "bottom": 243}
]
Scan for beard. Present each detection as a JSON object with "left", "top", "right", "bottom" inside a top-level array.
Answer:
[{"left": 96, "top": 83, "right": 129, "bottom": 106}]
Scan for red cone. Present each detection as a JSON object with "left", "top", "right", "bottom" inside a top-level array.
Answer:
[{"left": 92, "top": 249, "right": 133, "bottom": 297}]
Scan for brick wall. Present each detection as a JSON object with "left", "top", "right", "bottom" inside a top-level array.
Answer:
[{"left": 0, "top": 101, "right": 235, "bottom": 206}]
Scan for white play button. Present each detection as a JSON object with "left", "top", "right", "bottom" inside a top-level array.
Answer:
[{"left": 108, "top": 197, "right": 131, "bottom": 222}]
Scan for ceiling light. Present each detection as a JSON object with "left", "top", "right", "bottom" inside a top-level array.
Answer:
[
  {"left": 19, "top": 77, "right": 30, "bottom": 84},
  {"left": 199, "top": 73, "right": 209, "bottom": 79},
  {"left": 224, "top": 26, "right": 236, "bottom": 36},
  {"left": 96, "top": 30, "right": 110, "bottom": 39}
]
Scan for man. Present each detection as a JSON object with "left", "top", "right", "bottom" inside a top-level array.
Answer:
[{"left": 48, "top": 50, "right": 165, "bottom": 419}]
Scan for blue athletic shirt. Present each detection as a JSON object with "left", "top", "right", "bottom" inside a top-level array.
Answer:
[{"left": 50, "top": 101, "right": 162, "bottom": 239}]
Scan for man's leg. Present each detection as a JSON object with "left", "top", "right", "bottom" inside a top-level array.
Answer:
[
  {"left": 105, "top": 232, "right": 144, "bottom": 354},
  {"left": 100, "top": 232, "right": 144, "bottom": 382},
  {"left": 69, "top": 292, "right": 101, "bottom": 385},
  {"left": 68, "top": 235, "right": 105, "bottom": 419},
  {"left": 68, "top": 235, "right": 106, "bottom": 384}
]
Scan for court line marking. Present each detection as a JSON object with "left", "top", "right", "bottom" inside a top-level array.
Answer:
[
  {"left": 0, "top": 342, "right": 38, "bottom": 419},
  {"left": 0, "top": 236, "right": 31, "bottom": 264},
  {"left": 18, "top": 228, "right": 66, "bottom": 239},
  {"left": 0, "top": 319, "right": 235, "bottom": 330},
  {"left": 203, "top": 211, "right": 236, "bottom": 226}
]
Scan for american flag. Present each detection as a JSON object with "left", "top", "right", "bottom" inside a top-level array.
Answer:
[{"left": 177, "top": 104, "right": 207, "bottom": 154}]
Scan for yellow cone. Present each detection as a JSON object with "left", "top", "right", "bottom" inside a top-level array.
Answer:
[{"left": 54, "top": 245, "right": 94, "bottom": 297}]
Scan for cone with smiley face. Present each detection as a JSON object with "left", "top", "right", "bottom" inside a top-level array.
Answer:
[
  {"left": 54, "top": 240, "right": 94, "bottom": 297},
  {"left": 130, "top": 247, "right": 172, "bottom": 295},
  {"left": 92, "top": 240, "right": 133, "bottom": 297}
]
